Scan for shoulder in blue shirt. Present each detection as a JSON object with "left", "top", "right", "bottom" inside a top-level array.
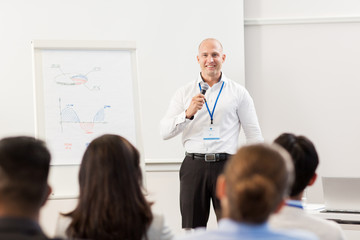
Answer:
[{"left": 177, "top": 219, "right": 318, "bottom": 240}]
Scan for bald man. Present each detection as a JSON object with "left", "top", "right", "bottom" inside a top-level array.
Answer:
[{"left": 161, "top": 38, "right": 263, "bottom": 229}]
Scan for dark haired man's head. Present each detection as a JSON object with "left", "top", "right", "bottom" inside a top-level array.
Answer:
[
  {"left": 274, "top": 133, "right": 319, "bottom": 198},
  {"left": 0, "top": 136, "right": 51, "bottom": 219}
]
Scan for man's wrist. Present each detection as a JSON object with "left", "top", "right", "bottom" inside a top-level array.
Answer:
[{"left": 185, "top": 110, "right": 194, "bottom": 120}]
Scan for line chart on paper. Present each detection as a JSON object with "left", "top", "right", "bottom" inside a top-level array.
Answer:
[{"left": 58, "top": 98, "right": 111, "bottom": 134}]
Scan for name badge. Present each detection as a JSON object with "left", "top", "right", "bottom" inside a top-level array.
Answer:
[{"left": 203, "top": 126, "right": 220, "bottom": 140}]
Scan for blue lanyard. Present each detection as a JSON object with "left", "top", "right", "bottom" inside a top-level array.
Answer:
[
  {"left": 199, "top": 81, "right": 224, "bottom": 124},
  {"left": 286, "top": 200, "right": 303, "bottom": 209}
]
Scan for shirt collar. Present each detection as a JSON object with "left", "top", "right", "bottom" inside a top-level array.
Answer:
[
  {"left": 196, "top": 72, "right": 227, "bottom": 85},
  {"left": 218, "top": 218, "right": 269, "bottom": 233},
  {"left": 285, "top": 199, "right": 304, "bottom": 209}
]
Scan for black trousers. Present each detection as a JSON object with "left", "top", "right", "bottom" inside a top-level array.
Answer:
[{"left": 179, "top": 155, "right": 227, "bottom": 228}]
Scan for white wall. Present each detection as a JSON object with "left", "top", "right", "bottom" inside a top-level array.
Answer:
[
  {"left": 244, "top": 0, "right": 360, "bottom": 203},
  {"left": 0, "top": 0, "right": 244, "bottom": 237},
  {"left": 245, "top": 0, "right": 360, "bottom": 19},
  {"left": 0, "top": 0, "right": 245, "bottom": 159},
  {"left": 0, "top": 0, "right": 244, "bottom": 189}
]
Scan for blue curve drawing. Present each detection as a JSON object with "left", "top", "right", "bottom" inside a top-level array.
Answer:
[
  {"left": 61, "top": 107, "right": 80, "bottom": 123},
  {"left": 93, "top": 108, "right": 105, "bottom": 122},
  {"left": 58, "top": 98, "right": 111, "bottom": 134}
]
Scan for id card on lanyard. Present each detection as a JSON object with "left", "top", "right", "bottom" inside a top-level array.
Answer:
[{"left": 199, "top": 81, "right": 224, "bottom": 141}]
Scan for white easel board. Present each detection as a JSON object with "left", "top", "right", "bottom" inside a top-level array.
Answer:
[{"left": 32, "top": 40, "right": 143, "bottom": 166}]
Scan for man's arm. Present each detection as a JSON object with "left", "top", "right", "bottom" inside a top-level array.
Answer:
[
  {"left": 237, "top": 89, "right": 264, "bottom": 143},
  {"left": 160, "top": 89, "right": 205, "bottom": 140}
]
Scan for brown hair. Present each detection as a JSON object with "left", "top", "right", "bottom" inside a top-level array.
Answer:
[
  {"left": 224, "top": 143, "right": 293, "bottom": 224},
  {"left": 65, "top": 134, "right": 153, "bottom": 240}
]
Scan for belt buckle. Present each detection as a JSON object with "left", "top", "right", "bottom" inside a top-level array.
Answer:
[{"left": 205, "top": 154, "right": 216, "bottom": 162}]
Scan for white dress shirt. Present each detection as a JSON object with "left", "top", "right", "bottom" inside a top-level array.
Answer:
[
  {"left": 160, "top": 73, "right": 263, "bottom": 154},
  {"left": 269, "top": 201, "right": 346, "bottom": 240}
]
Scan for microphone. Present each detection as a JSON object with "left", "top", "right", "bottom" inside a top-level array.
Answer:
[{"left": 200, "top": 82, "right": 209, "bottom": 95}]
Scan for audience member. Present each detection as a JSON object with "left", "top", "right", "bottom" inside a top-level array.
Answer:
[
  {"left": 269, "top": 133, "right": 346, "bottom": 240},
  {"left": 55, "top": 134, "right": 174, "bottom": 240},
  {"left": 178, "top": 143, "right": 318, "bottom": 240},
  {"left": 0, "top": 136, "right": 57, "bottom": 240}
]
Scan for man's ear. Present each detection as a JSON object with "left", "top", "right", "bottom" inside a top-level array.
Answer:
[
  {"left": 274, "top": 199, "right": 285, "bottom": 214},
  {"left": 216, "top": 174, "right": 226, "bottom": 200},
  {"left": 308, "top": 173, "right": 317, "bottom": 186},
  {"left": 221, "top": 53, "right": 226, "bottom": 63},
  {"left": 41, "top": 185, "right": 52, "bottom": 207}
]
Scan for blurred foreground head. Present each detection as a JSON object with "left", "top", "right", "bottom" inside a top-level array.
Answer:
[
  {"left": 217, "top": 143, "right": 294, "bottom": 224},
  {"left": 67, "top": 134, "right": 153, "bottom": 240},
  {"left": 0, "top": 136, "right": 51, "bottom": 218}
]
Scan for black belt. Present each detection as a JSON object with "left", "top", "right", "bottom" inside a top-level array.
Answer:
[{"left": 185, "top": 152, "right": 231, "bottom": 162}]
